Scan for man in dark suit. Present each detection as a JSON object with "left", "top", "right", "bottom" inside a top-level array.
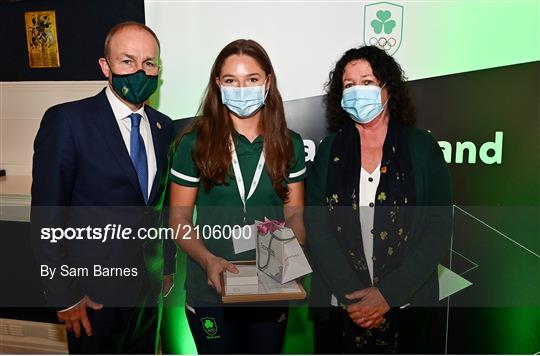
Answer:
[{"left": 31, "top": 22, "right": 176, "bottom": 354}]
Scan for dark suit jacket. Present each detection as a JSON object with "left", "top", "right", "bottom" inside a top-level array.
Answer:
[{"left": 31, "top": 89, "right": 176, "bottom": 308}]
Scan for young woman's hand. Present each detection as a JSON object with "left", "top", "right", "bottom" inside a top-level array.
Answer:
[{"left": 204, "top": 255, "right": 239, "bottom": 294}]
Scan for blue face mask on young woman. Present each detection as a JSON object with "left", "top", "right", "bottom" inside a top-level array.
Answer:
[
  {"left": 341, "top": 84, "right": 388, "bottom": 124},
  {"left": 220, "top": 83, "right": 267, "bottom": 118}
]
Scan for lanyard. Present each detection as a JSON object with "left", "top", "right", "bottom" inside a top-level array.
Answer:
[{"left": 230, "top": 137, "right": 265, "bottom": 223}]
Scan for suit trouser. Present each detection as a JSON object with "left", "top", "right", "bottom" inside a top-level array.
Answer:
[{"left": 66, "top": 307, "right": 158, "bottom": 354}]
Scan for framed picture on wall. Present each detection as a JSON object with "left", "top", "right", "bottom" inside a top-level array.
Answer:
[{"left": 24, "top": 10, "right": 60, "bottom": 68}]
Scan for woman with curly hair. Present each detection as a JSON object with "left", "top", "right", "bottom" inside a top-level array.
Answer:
[
  {"left": 169, "top": 39, "right": 306, "bottom": 354},
  {"left": 306, "top": 45, "right": 452, "bottom": 353}
]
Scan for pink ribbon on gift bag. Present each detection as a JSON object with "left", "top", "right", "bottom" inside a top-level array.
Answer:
[{"left": 256, "top": 219, "right": 285, "bottom": 235}]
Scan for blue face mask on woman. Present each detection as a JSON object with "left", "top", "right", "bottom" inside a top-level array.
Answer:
[
  {"left": 341, "top": 84, "right": 388, "bottom": 124},
  {"left": 220, "top": 84, "right": 267, "bottom": 118}
]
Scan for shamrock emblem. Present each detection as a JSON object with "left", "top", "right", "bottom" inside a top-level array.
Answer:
[
  {"left": 201, "top": 317, "right": 218, "bottom": 336},
  {"left": 371, "top": 10, "right": 396, "bottom": 35},
  {"left": 204, "top": 319, "right": 214, "bottom": 329}
]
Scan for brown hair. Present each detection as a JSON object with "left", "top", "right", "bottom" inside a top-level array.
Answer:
[
  {"left": 104, "top": 21, "right": 160, "bottom": 59},
  {"left": 183, "top": 39, "right": 294, "bottom": 201}
]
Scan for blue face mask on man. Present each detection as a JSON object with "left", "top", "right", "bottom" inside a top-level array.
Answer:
[
  {"left": 341, "top": 84, "right": 388, "bottom": 124},
  {"left": 220, "top": 83, "right": 267, "bottom": 118}
]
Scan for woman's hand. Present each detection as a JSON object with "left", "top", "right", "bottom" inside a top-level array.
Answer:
[
  {"left": 284, "top": 181, "right": 306, "bottom": 245},
  {"left": 204, "top": 255, "right": 239, "bottom": 294},
  {"left": 345, "top": 287, "right": 390, "bottom": 329},
  {"left": 171, "top": 183, "right": 235, "bottom": 294}
]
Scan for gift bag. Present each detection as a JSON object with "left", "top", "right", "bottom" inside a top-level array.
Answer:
[{"left": 255, "top": 218, "right": 312, "bottom": 284}]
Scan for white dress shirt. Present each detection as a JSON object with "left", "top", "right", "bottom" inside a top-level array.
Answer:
[
  {"left": 358, "top": 163, "right": 381, "bottom": 283},
  {"left": 330, "top": 163, "right": 381, "bottom": 307},
  {"left": 105, "top": 86, "right": 157, "bottom": 199}
]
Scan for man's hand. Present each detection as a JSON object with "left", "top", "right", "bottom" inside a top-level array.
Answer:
[
  {"left": 162, "top": 274, "right": 174, "bottom": 297},
  {"left": 57, "top": 295, "right": 103, "bottom": 337},
  {"left": 345, "top": 287, "right": 390, "bottom": 329}
]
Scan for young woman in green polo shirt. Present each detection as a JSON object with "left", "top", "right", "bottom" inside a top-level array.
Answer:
[{"left": 169, "top": 39, "right": 306, "bottom": 354}]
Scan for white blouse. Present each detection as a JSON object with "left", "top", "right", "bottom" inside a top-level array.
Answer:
[{"left": 330, "top": 163, "right": 381, "bottom": 306}]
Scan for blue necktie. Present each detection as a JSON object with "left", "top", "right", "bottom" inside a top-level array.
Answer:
[{"left": 129, "top": 113, "right": 148, "bottom": 204}]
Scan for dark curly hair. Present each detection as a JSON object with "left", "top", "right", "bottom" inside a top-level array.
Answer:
[{"left": 324, "top": 46, "right": 416, "bottom": 132}]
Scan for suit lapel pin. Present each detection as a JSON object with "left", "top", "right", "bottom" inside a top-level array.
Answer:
[{"left": 156, "top": 122, "right": 162, "bottom": 129}]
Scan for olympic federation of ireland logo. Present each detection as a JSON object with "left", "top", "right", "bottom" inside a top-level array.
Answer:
[
  {"left": 364, "top": 1, "right": 404, "bottom": 55},
  {"left": 201, "top": 317, "right": 219, "bottom": 338}
]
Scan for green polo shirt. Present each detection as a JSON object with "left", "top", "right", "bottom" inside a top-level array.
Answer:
[{"left": 170, "top": 129, "right": 306, "bottom": 303}]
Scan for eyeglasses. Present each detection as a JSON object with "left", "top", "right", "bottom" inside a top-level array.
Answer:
[{"left": 112, "top": 58, "right": 160, "bottom": 74}]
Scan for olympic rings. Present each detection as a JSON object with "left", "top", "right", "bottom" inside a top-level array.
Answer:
[{"left": 369, "top": 37, "right": 398, "bottom": 51}]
